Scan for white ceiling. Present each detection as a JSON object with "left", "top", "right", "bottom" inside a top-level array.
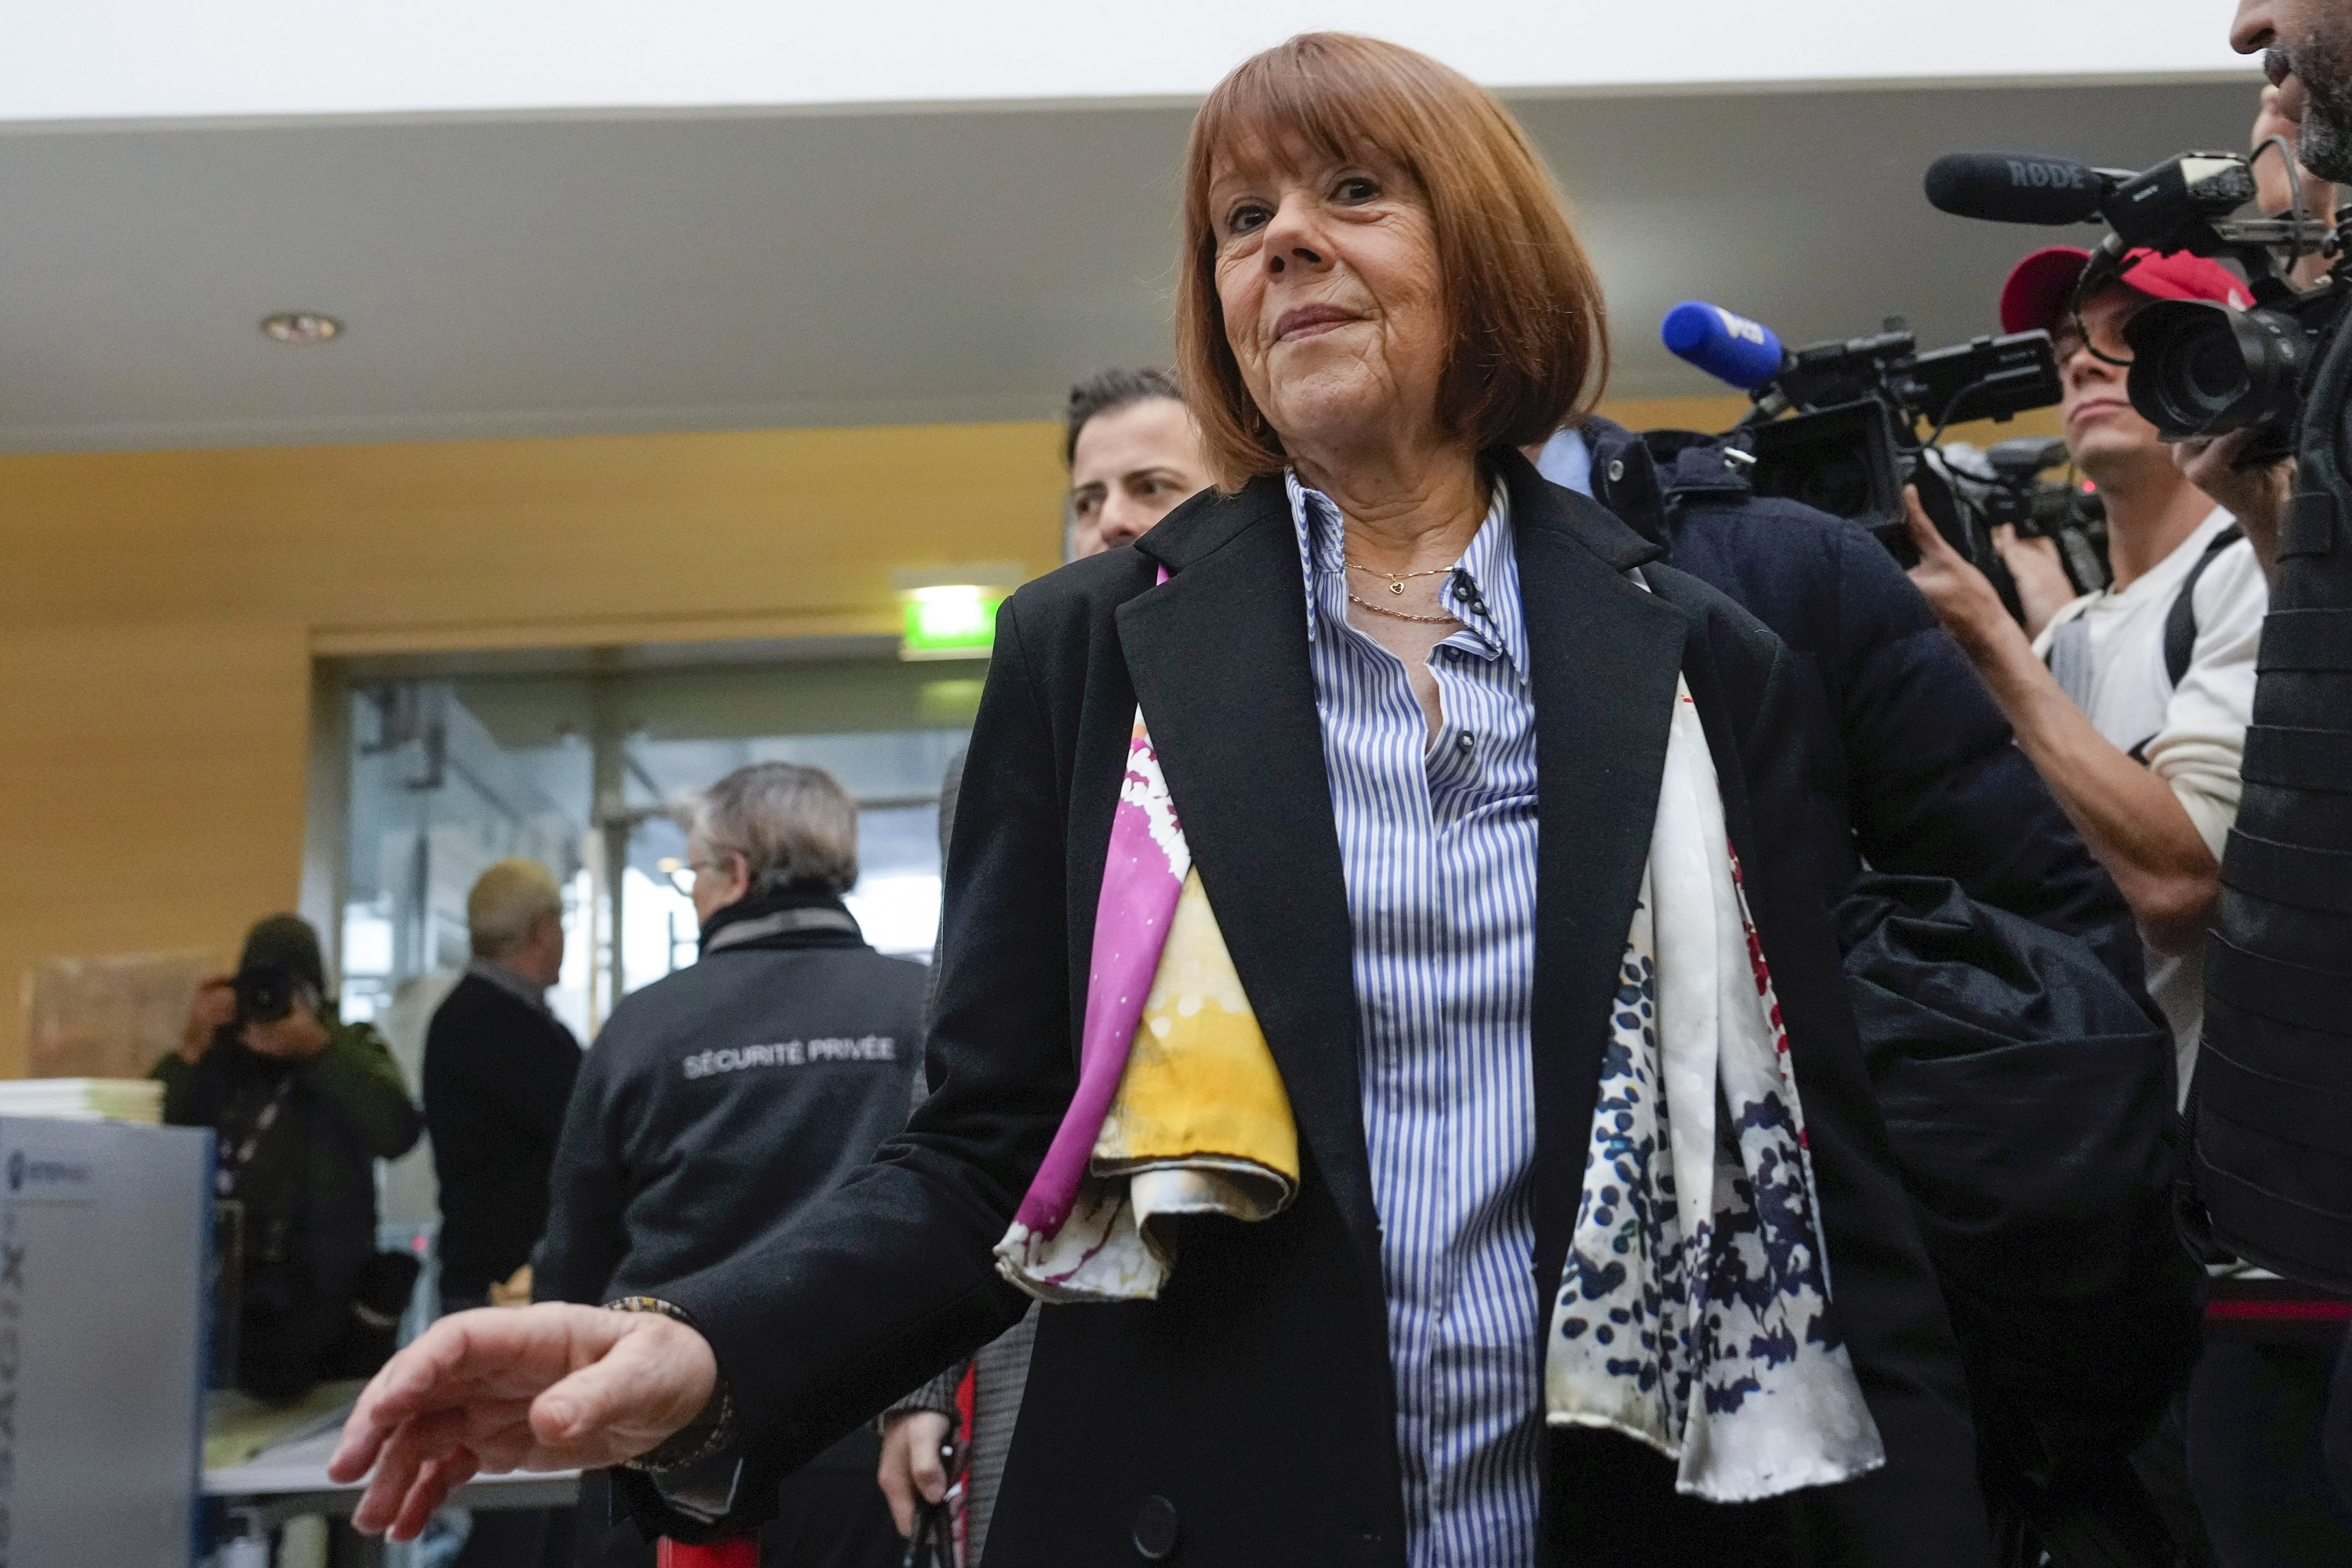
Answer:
[
  {"left": 0, "top": 76, "right": 2263, "bottom": 453},
  {"left": 6, "top": 2, "right": 2248, "bottom": 122}
]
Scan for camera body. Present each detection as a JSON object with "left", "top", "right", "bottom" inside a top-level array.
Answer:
[
  {"left": 1929, "top": 146, "right": 2350, "bottom": 463},
  {"left": 1946, "top": 435, "right": 2112, "bottom": 596},
  {"left": 1729, "top": 318, "right": 2062, "bottom": 615},
  {"left": 2104, "top": 150, "right": 2342, "bottom": 461},
  {"left": 231, "top": 965, "right": 314, "bottom": 1028}
]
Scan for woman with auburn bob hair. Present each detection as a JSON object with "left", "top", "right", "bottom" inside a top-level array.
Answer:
[{"left": 333, "top": 34, "right": 1989, "bottom": 1567}]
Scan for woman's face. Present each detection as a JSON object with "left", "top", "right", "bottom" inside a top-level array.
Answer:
[{"left": 1207, "top": 134, "right": 1448, "bottom": 461}]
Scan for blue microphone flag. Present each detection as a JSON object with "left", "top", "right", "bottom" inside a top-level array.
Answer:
[{"left": 1661, "top": 301, "right": 1786, "bottom": 391}]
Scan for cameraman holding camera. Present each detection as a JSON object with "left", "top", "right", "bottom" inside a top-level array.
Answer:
[
  {"left": 1904, "top": 250, "right": 2265, "bottom": 1099},
  {"left": 156, "top": 914, "right": 423, "bottom": 1400}
]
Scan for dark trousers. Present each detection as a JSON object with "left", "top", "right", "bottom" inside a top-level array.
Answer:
[
  {"left": 575, "top": 1429, "right": 901, "bottom": 1568},
  {"left": 457, "top": 1507, "right": 577, "bottom": 1568},
  {"left": 2186, "top": 1337, "right": 2352, "bottom": 1566}
]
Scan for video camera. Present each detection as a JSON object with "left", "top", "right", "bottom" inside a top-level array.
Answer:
[
  {"left": 1944, "top": 436, "right": 2111, "bottom": 597},
  {"left": 1926, "top": 147, "right": 2349, "bottom": 462},
  {"left": 1660, "top": 300, "right": 2062, "bottom": 608}
]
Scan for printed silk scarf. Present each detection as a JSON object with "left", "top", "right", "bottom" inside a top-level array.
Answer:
[{"left": 992, "top": 673, "right": 1884, "bottom": 1502}]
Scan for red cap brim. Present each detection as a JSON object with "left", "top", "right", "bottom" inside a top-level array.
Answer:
[
  {"left": 1999, "top": 245, "right": 2253, "bottom": 336},
  {"left": 1999, "top": 247, "right": 2093, "bottom": 335}
]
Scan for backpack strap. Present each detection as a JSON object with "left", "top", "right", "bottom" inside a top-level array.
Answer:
[{"left": 2162, "top": 524, "right": 2245, "bottom": 689}]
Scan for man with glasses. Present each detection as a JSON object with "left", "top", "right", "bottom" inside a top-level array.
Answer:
[
  {"left": 1905, "top": 247, "right": 2265, "bottom": 1105},
  {"left": 1903, "top": 247, "right": 2323, "bottom": 1563},
  {"left": 540, "top": 763, "right": 926, "bottom": 1568}
]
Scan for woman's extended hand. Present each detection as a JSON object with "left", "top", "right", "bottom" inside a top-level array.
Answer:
[{"left": 326, "top": 1303, "right": 719, "bottom": 1542}]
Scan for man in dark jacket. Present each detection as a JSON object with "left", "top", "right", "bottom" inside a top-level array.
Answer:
[
  {"left": 156, "top": 914, "right": 422, "bottom": 1400},
  {"left": 541, "top": 761, "right": 927, "bottom": 1568},
  {"left": 423, "top": 856, "right": 580, "bottom": 1316},
  {"left": 1539, "top": 417, "right": 2143, "bottom": 987},
  {"left": 423, "top": 858, "right": 582, "bottom": 1568}
]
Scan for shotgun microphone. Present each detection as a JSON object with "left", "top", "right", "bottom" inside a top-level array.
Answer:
[{"left": 1923, "top": 152, "right": 2116, "bottom": 225}]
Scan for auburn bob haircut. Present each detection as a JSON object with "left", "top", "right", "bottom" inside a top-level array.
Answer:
[{"left": 1178, "top": 33, "right": 1610, "bottom": 490}]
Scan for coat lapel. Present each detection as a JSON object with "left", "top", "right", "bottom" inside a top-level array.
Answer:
[
  {"left": 1119, "top": 481, "right": 1383, "bottom": 1290},
  {"left": 1497, "top": 450, "right": 1694, "bottom": 1319},
  {"left": 1114, "top": 457, "right": 1697, "bottom": 1315}
]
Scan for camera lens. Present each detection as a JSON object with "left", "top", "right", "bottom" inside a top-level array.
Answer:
[
  {"left": 2183, "top": 333, "right": 2247, "bottom": 406},
  {"left": 2126, "top": 298, "right": 2306, "bottom": 441},
  {"left": 233, "top": 965, "right": 296, "bottom": 1025}
]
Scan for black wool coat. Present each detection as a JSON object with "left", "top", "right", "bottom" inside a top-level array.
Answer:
[
  {"left": 422, "top": 971, "right": 581, "bottom": 1299},
  {"left": 636, "top": 452, "right": 1991, "bottom": 1567}
]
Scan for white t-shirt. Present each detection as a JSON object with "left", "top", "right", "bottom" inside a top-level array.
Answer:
[{"left": 2030, "top": 508, "right": 2266, "bottom": 1096}]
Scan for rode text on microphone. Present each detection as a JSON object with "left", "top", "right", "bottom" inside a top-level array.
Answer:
[{"left": 1926, "top": 146, "right": 2349, "bottom": 460}]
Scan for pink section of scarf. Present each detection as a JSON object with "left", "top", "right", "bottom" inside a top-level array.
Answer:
[{"left": 1010, "top": 569, "right": 1187, "bottom": 1238}]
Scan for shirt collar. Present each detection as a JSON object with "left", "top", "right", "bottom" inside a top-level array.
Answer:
[
  {"left": 465, "top": 955, "right": 551, "bottom": 1014},
  {"left": 1284, "top": 467, "right": 1530, "bottom": 688},
  {"left": 2094, "top": 505, "right": 2240, "bottom": 609},
  {"left": 1534, "top": 426, "right": 1596, "bottom": 497}
]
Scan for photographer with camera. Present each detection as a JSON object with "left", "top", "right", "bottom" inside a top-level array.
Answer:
[
  {"left": 1905, "top": 249, "right": 2265, "bottom": 1099},
  {"left": 1538, "top": 417, "right": 2141, "bottom": 984},
  {"left": 157, "top": 914, "right": 424, "bottom": 1400},
  {"left": 1901, "top": 249, "right": 2347, "bottom": 1563},
  {"left": 2168, "top": 80, "right": 2340, "bottom": 577}
]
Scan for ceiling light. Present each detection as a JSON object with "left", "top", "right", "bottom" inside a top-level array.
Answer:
[{"left": 260, "top": 311, "right": 342, "bottom": 345}]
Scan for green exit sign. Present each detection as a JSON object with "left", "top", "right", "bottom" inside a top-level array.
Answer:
[{"left": 900, "top": 587, "right": 1004, "bottom": 660}]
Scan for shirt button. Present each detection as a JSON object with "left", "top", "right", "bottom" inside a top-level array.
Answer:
[{"left": 1455, "top": 732, "right": 1475, "bottom": 757}]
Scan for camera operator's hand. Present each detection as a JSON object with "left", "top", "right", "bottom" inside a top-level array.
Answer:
[
  {"left": 179, "top": 976, "right": 238, "bottom": 1065},
  {"left": 1990, "top": 525, "right": 2079, "bottom": 640},
  {"left": 328, "top": 1303, "right": 719, "bottom": 1542},
  {"left": 1904, "top": 486, "right": 2027, "bottom": 663},
  {"left": 242, "top": 995, "right": 332, "bottom": 1061},
  {"left": 2174, "top": 430, "right": 2292, "bottom": 583}
]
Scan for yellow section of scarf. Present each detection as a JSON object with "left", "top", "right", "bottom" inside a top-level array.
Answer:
[{"left": 1092, "top": 868, "right": 1299, "bottom": 1185}]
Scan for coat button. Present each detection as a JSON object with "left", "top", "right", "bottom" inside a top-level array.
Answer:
[
  {"left": 1133, "top": 1494, "right": 1180, "bottom": 1560},
  {"left": 1607, "top": 457, "right": 1626, "bottom": 483}
]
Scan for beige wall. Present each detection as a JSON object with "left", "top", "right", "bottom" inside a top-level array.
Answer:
[
  {"left": 0, "top": 420, "right": 1071, "bottom": 1076},
  {"left": 1, "top": 392, "right": 2053, "bottom": 1075}
]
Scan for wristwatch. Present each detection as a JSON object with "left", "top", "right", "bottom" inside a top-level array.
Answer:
[{"left": 605, "top": 1297, "right": 736, "bottom": 1473}]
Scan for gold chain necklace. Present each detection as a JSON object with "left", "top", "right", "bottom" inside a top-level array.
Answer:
[
  {"left": 1345, "top": 590, "right": 1461, "bottom": 624},
  {"left": 1341, "top": 554, "right": 1462, "bottom": 624},
  {"left": 1343, "top": 555, "right": 1454, "bottom": 598}
]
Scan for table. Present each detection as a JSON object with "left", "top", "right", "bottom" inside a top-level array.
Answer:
[{"left": 206, "top": 1409, "right": 580, "bottom": 1563}]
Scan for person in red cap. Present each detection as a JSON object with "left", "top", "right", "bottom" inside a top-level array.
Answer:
[
  {"left": 1904, "top": 243, "right": 2339, "bottom": 1564},
  {"left": 1915, "top": 241, "right": 2264, "bottom": 1102}
]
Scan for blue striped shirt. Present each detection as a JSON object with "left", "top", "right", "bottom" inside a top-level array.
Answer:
[{"left": 1288, "top": 473, "right": 1543, "bottom": 1568}]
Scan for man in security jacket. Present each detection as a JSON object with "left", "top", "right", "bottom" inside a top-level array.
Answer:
[{"left": 539, "top": 762, "right": 926, "bottom": 1568}]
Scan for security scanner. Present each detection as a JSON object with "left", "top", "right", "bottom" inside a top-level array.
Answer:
[{"left": 0, "top": 1116, "right": 211, "bottom": 1566}]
